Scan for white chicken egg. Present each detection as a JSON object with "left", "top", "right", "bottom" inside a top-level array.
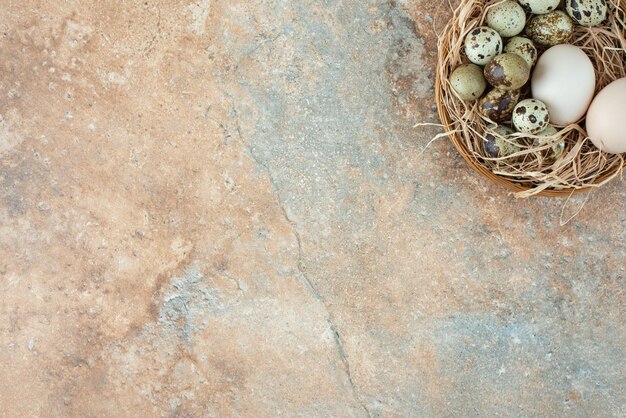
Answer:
[
  {"left": 586, "top": 78, "right": 626, "bottom": 154},
  {"left": 531, "top": 44, "right": 596, "bottom": 126}
]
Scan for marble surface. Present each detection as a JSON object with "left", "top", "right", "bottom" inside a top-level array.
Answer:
[{"left": 1, "top": 0, "right": 624, "bottom": 416}]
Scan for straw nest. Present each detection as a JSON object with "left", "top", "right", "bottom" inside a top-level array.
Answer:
[{"left": 436, "top": 0, "right": 625, "bottom": 197}]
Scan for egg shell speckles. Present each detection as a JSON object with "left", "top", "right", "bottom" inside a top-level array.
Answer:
[
  {"left": 450, "top": 63, "right": 488, "bottom": 101},
  {"left": 484, "top": 53, "right": 530, "bottom": 91},
  {"left": 526, "top": 11, "right": 574, "bottom": 46},
  {"left": 464, "top": 26, "right": 503, "bottom": 66},
  {"left": 518, "top": 0, "right": 560, "bottom": 14},
  {"left": 504, "top": 37, "right": 538, "bottom": 67},
  {"left": 513, "top": 99, "right": 550, "bottom": 134},
  {"left": 533, "top": 125, "right": 565, "bottom": 158},
  {"left": 566, "top": 0, "right": 607, "bottom": 26},
  {"left": 479, "top": 89, "right": 521, "bottom": 122},
  {"left": 483, "top": 126, "right": 520, "bottom": 158},
  {"left": 486, "top": 1, "right": 526, "bottom": 37}
]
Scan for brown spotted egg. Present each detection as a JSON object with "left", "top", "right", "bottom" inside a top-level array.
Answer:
[
  {"left": 464, "top": 26, "right": 503, "bottom": 66},
  {"left": 483, "top": 126, "right": 520, "bottom": 158},
  {"left": 533, "top": 125, "right": 565, "bottom": 158},
  {"left": 504, "top": 37, "right": 538, "bottom": 67},
  {"left": 518, "top": 0, "right": 560, "bottom": 14},
  {"left": 479, "top": 89, "right": 521, "bottom": 122},
  {"left": 526, "top": 11, "right": 574, "bottom": 46},
  {"left": 484, "top": 53, "right": 530, "bottom": 91},
  {"left": 513, "top": 99, "right": 550, "bottom": 134},
  {"left": 566, "top": 0, "right": 607, "bottom": 26},
  {"left": 486, "top": 1, "right": 526, "bottom": 37}
]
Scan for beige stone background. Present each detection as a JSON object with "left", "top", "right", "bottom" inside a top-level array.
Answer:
[{"left": 0, "top": 0, "right": 624, "bottom": 416}]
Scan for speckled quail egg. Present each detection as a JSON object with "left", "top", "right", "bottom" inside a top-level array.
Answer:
[
  {"left": 566, "top": 0, "right": 607, "bottom": 26},
  {"left": 464, "top": 26, "right": 503, "bottom": 66},
  {"left": 450, "top": 63, "right": 488, "bottom": 101},
  {"left": 479, "top": 89, "right": 521, "bottom": 122},
  {"left": 504, "top": 36, "right": 538, "bottom": 67},
  {"left": 486, "top": 1, "right": 527, "bottom": 37},
  {"left": 533, "top": 125, "right": 565, "bottom": 158},
  {"left": 513, "top": 99, "right": 550, "bottom": 134},
  {"left": 483, "top": 126, "right": 520, "bottom": 157},
  {"left": 526, "top": 11, "right": 574, "bottom": 46},
  {"left": 484, "top": 53, "right": 530, "bottom": 91},
  {"left": 518, "top": 0, "right": 560, "bottom": 14}
]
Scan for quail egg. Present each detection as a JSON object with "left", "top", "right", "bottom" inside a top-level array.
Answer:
[
  {"left": 464, "top": 26, "right": 503, "bottom": 66},
  {"left": 533, "top": 125, "right": 565, "bottom": 158},
  {"left": 566, "top": 0, "right": 607, "bottom": 26},
  {"left": 526, "top": 11, "right": 574, "bottom": 46},
  {"left": 513, "top": 99, "right": 550, "bottom": 134},
  {"left": 486, "top": 1, "right": 526, "bottom": 37},
  {"left": 518, "top": 0, "right": 560, "bottom": 14},
  {"left": 479, "top": 89, "right": 521, "bottom": 122},
  {"left": 483, "top": 126, "right": 520, "bottom": 158},
  {"left": 484, "top": 53, "right": 530, "bottom": 91},
  {"left": 450, "top": 63, "right": 488, "bottom": 101},
  {"left": 504, "top": 36, "right": 538, "bottom": 67}
]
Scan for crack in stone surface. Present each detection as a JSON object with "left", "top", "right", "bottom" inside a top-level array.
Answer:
[
  {"left": 259, "top": 159, "right": 372, "bottom": 418},
  {"left": 143, "top": 5, "right": 161, "bottom": 57},
  {"left": 245, "top": 32, "right": 285, "bottom": 59},
  {"left": 227, "top": 96, "right": 371, "bottom": 417}
]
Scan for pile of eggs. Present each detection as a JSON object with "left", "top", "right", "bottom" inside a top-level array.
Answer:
[{"left": 450, "top": 0, "right": 626, "bottom": 158}]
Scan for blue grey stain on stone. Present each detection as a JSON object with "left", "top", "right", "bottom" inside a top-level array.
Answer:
[
  {"left": 233, "top": 1, "right": 432, "bottom": 228},
  {"left": 158, "top": 267, "right": 233, "bottom": 341},
  {"left": 433, "top": 310, "right": 625, "bottom": 416}
]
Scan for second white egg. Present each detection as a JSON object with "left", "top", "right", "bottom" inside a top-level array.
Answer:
[{"left": 531, "top": 44, "right": 596, "bottom": 126}]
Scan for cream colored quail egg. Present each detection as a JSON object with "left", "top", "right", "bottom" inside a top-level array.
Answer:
[
  {"left": 513, "top": 99, "right": 550, "bottom": 134},
  {"left": 526, "top": 11, "right": 574, "bottom": 46},
  {"left": 533, "top": 125, "right": 565, "bottom": 158},
  {"left": 464, "top": 26, "right": 503, "bottom": 66},
  {"left": 566, "top": 0, "right": 607, "bottom": 27},
  {"left": 504, "top": 36, "right": 538, "bottom": 67},
  {"left": 484, "top": 53, "right": 530, "bottom": 91},
  {"left": 483, "top": 126, "right": 520, "bottom": 158},
  {"left": 450, "top": 63, "right": 488, "bottom": 101},
  {"left": 518, "top": 0, "right": 560, "bottom": 14},
  {"left": 479, "top": 89, "right": 521, "bottom": 122},
  {"left": 486, "top": 1, "right": 526, "bottom": 37}
]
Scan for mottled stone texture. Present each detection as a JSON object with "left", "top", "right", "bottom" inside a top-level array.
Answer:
[{"left": 0, "top": 0, "right": 624, "bottom": 417}]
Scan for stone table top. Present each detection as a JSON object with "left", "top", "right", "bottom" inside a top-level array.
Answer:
[{"left": 1, "top": 0, "right": 624, "bottom": 416}]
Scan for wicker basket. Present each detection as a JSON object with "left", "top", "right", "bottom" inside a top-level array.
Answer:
[{"left": 436, "top": 0, "right": 626, "bottom": 197}]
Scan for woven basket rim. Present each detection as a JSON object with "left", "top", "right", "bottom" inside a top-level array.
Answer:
[{"left": 435, "top": 0, "right": 626, "bottom": 198}]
